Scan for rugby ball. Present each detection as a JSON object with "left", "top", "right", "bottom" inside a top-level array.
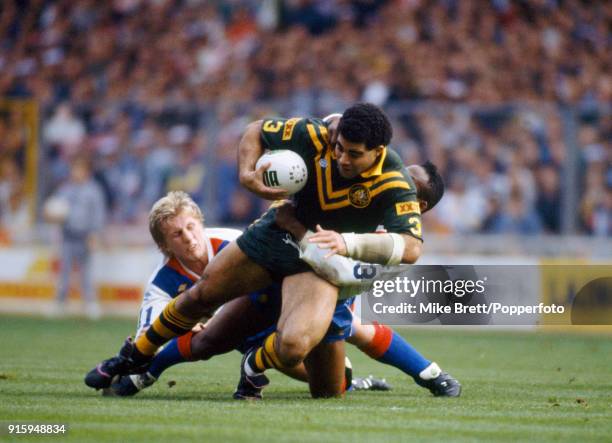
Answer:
[{"left": 256, "top": 149, "right": 308, "bottom": 195}]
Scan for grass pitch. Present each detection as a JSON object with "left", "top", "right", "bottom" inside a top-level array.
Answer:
[{"left": 0, "top": 316, "right": 610, "bottom": 443}]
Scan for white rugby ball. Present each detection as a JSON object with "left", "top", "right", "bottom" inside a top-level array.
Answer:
[{"left": 256, "top": 149, "right": 308, "bottom": 195}]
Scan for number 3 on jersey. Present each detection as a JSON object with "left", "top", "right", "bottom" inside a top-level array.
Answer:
[
  {"left": 263, "top": 120, "right": 283, "bottom": 133},
  {"left": 408, "top": 216, "right": 422, "bottom": 237}
]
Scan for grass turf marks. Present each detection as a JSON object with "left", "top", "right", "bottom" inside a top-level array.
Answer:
[{"left": 0, "top": 316, "right": 610, "bottom": 442}]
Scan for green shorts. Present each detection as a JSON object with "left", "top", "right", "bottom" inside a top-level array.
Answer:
[{"left": 236, "top": 208, "right": 311, "bottom": 279}]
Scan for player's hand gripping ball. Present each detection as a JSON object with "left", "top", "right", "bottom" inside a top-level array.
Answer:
[{"left": 256, "top": 150, "right": 308, "bottom": 195}]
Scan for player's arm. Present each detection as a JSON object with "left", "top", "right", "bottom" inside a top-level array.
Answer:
[
  {"left": 277, "top": 200, "right": 421, "bottom": 267},
  {"left": 309, "top": 227, "right": 421, "bottom": 265},
  {"left": 238, "top": 120, "right": 288, "bottom": 200},
  {"left": 276, "top": 203, "right": 405, "bottom": 287},
  {"left": 322, "top": 113, "right": 342, "bottom": 145},
  {"left": 275, "top": 202, "right": 358, "bottom": 285},
  {"left": 308, "top": 192, "right": 423, "bottom": 265}
]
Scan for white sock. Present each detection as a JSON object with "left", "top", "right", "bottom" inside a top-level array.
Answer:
[
  {"left": 244, "top": 355, "right": 262, "bottom": 377},
  {"left": 419, "top": 362, "right": 442, "bottom": 380}
]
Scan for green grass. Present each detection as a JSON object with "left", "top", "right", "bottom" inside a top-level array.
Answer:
[{"left": 0, "top": 316, "right": 610, "bottom": 443}]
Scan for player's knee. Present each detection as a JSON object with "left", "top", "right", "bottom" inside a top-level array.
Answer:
[{"left": 276, "top": 334, "right": 311, "bottom": 367}]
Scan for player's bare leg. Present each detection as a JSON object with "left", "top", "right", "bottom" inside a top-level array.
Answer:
[
  {"left": 189, "top": 287, "right": 349, "bottom": 388},
  {"left": 346, "top": 319, "right": 376, "bottom": 348},
  {"left": 348, "top": 319, "right": 461, "bottom": 397},
  {"left": 304, "top": 340, "right": 346, "bottom": 398},
  {"left": 110, "top": 292, "right": 307, "bottom": 397},
  {"left": 238, "top": 271, "right": 339, "bottom": 398},
  {"left": 85, "top": 242, "right": 274, "bottom": 389},
  {"left": 190, "top": 295, "right": 278, "bottom": 359},
  {"left": 134, "top": 242, "right": 273, "bottom": 359},
  {"left": 188, "top": 294, "right": 311, "bottom": 384},
  {"left": 275, "top": 272, "right": 338, "bottom": 367},
  {"left": 176, "top": 242, "right": 272, "bottom": 317}
]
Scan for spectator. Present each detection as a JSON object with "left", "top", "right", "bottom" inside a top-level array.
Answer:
[
  {"left": 43, "top": 103, "right": 86, "bottom": 158},
  {"left": 435, "top": 174, "right": 488, "bottom": 234},
  {"left": 487, "top": 190, "right": 543, "bottom": 235},
  {"left": 0, "top": 157, "right": 30, "bottom": 243},
  {"left": 535, "top": 163, "right": 562, "bottom": 233},
  {"left": 44, "top": 156, "right": 107, "bottom": 319}
]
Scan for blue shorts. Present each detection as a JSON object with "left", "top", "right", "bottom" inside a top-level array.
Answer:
[
  {"left": 324, "top": 297, "right": 355, "bottom": 343},
  {"left": 235, "top": 286, "right": 355, "bottom": 353}
]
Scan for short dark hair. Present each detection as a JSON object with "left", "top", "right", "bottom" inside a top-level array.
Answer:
[
  {"left": 418, "top": 161, "right": 445, "bottom": 213},
  {"left": 338, "top": 103, "right": 392, "bottom": 150}
]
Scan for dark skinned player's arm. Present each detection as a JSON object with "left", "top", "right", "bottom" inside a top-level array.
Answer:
[
  {"left": 238, "top": 120, "right": 287, "bottom": 201},
  {"left": 399, "top": 235, "right": 422, "bottom": 264}
]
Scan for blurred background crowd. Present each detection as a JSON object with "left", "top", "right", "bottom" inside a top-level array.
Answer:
[{"left": 0, "top": 0, "right": 610, "bottom": 245}]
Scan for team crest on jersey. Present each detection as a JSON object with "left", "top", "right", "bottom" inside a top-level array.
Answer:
[
  {"left": 348, "top": 184, "right": 371, "bottom": 208},
  {"left": 319, "top": 158, "right": 328, "bottom": 168}
]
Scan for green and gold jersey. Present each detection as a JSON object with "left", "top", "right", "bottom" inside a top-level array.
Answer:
[{"left": 260, "top": 117, "right": 422, "bottom": 240}]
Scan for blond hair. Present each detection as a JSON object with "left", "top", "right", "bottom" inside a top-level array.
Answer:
[{"left": 149, "top": 191, "right": 204, "bottom": 255}]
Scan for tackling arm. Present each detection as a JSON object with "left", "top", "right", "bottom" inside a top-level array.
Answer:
[
  {"left": 298, "top": 230, "right": 413, "bottom": 300},
  {"left": 309, "top": 227, "right": 423, "bottom": 265},
  {"left": 275, "top": 203, "right": 414, "bottom": 289}
]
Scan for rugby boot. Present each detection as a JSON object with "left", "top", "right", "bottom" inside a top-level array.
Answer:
[
  {"left": 351, "top": 375, "right": 392, "bottom": 391},
  {"left": 106, "top": 372, "right": 157, "bottom": 397},
  {"left": 233, "top": 351, "right": 270, "bottom": 400},
  {"left": 84, "top": 337, "right": 151, "bottom": 390},
  {"left": 416, "top": 371, "right": 461, "bottom": 397}
]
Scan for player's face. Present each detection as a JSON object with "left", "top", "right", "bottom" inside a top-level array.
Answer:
[
  {"left": 161, "top": 210, "right": 207, "bottom": 265},
  {"left": 334, "top": 135, "right": 384, "bottom": 179}
]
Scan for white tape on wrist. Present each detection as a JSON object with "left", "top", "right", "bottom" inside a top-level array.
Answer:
[
  {"left": 387, "top": 233, "right": 405, "bottom": 265},
  {"left": 340, "top": 232, "right": 405, "bottom": 265},
  {"left": 342, "top": 233, "right": 357, "bottom": 257}
]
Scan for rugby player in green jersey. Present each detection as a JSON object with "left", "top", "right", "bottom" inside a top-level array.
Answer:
[{"left": 91, "top": 103, "right": 437, "bottom": 398}]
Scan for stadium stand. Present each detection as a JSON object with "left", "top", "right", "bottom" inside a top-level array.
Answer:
[{"left": 0, "top": 0, "right": 609, "bottom": 239}]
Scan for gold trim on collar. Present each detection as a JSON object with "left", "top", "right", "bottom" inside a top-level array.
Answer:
[{"left": 360, "top": 147, "right": 387, "bottom": 178}]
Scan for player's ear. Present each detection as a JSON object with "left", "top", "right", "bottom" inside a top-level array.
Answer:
[
  {"left": 375, "top": 145, "right": 384, "bottom": 156},
  {"left": 419, "top": 199, "right": 428, "bottom": 213}
]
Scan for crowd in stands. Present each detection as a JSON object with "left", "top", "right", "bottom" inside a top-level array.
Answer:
[{"left": 0, "top": 0, "right": 609, "bottom": 241}]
